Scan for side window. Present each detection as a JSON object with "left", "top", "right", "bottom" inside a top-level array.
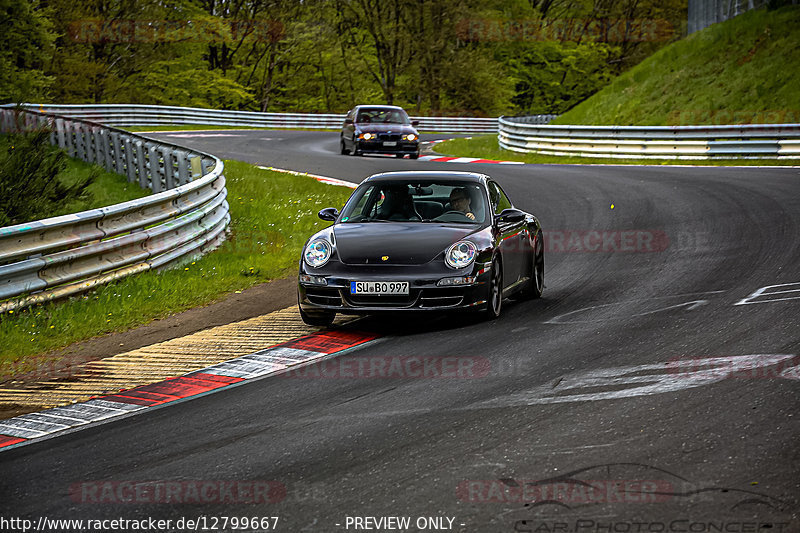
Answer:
[{"left": 488, "top": 182, "right": 512, "bottom": 214}]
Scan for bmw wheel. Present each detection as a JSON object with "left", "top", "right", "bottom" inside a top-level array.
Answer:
[{"left": 340, "top": 139, "right": 349, "bottom": 155}]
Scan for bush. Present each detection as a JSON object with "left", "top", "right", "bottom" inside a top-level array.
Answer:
[{"left": 0, "top": 129, "right": 95, "bottom": 227}]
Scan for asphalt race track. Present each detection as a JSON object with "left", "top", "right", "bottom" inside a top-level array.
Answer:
[{"left": 2, "top": 130, "right": 799, "bottom": 532}]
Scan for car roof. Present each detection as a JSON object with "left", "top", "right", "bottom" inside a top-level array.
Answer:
[
  {"left": 363, "top": 171, "right": 489, "bottom": 183},
  {"left": 353, "top": 105, "right": 407, "bottom": 111}
]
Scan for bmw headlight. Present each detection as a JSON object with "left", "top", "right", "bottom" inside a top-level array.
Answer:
[
  {"left": 445, "top": 241, "right": 477, "bottom": 269},
  {"left": 360, "top": 132, "right": 374, "bottom": 140},
  {"left": 304, "top": 239, "right": 332, "bottom": 268},
  {"left": 403, "top": 133, "right": 418, "bottom": 141}
]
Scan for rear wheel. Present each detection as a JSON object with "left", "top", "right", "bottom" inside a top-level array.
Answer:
[
  {"left": 518, "top": 234, "right": 544, "bottom": 300},
  {"left": 299, "top": 305, "right": 336, "bottom": 327},
  {"left": 484, "top": 257, "right": 503, "bottom": 320}
]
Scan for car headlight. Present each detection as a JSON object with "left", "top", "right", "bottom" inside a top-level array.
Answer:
[
  {"left": 360, "top": 133, "right": 374, "bottom": 140},
  {"left": 403, "top": 133, "right": 418, "bottom": 141},
  {"left": 445, "top": 241, "right": 477, "bottom": 269},
  {"left": 304, "top": 239, "right": 333, "bottom": 268}
]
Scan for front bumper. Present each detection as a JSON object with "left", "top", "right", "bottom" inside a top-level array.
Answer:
[
  {"left": 355, "top": 140, "right": 419, "bottom": 155},
  {"left": 298, "top": 263, "right": 490, "bottom": 314}
]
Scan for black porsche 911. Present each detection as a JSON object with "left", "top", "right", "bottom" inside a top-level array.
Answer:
[
  {"left": 298, "top": 171, "right": 544, "bottom": 326},
  {"left": 340, "top": 105, "right": 420, "bottom": 159}
]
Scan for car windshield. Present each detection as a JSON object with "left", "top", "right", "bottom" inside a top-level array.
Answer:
[
  {"left": 355, "top": 108, "right": 410, "bottom": 125},
  {"left": 339, "top": 180, "right": 486, "bottom": 224}
]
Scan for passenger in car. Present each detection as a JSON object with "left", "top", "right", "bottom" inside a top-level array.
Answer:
[{"left": 377, "top": 187, "right": 420, "bottom": 220}]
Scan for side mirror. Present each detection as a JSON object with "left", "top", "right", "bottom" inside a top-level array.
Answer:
[
  {"left": 344, "top": 118, "right": 354, "bottom": 125},
  {"left": 411, "top": 120, "right": 420, "bottom": 127},
  {"left": 318, "top": 208, "right": 339, "bottom": 221},
  {"left": 495, "top": 208, "right": 525, "bottom": 224}
]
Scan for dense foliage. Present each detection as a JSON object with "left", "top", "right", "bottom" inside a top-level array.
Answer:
[
  {"left": 2, "top": 0, "right": 687, "bottom": 116},
  {"left": 0, "top": 129, "right": 94, "bottom": 226}
]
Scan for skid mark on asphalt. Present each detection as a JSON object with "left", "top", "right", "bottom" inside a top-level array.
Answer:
[{"left": 0, "top": 307, "right": 347, "bottom": 413}]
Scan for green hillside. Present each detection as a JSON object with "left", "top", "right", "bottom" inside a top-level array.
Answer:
[{"left": 554, "top": 6, "right": 800, "bottom": 126}]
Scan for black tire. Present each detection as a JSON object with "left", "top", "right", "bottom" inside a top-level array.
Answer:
[
  {"left": 299, "top": 305, "right": 336, "bottom": 327},
  {"left": 352, "top": 139, "right": 361, "bottom": 156},
  {"left": 517, "top": 234, "right": 544, "bottom": 300},
  {"left": 410, "top": 152, "right": 419, "bottom": 160},
  {"left": 395, "top": 154, "right": 405, "bottom": 158},
  {"left": 340, "top": 139, "right": 349, "bottom": 155},
  {"left": 484, "top": 256, "right": 503, "bottom": 320}
]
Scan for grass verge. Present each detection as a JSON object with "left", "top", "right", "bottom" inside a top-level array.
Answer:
[
  {"left": 554, "top": 6, "right": 800, "bottom": 126},
  {"left": 0, "top": 161, "right": 353, "bottom": 377},
  {"left": 435, "top": 135, "right": 799, "bottom": 166}
]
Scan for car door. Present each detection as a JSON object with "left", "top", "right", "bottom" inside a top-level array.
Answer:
[{"left": 488, "top": 181, "right": 525, "bottom": 288}]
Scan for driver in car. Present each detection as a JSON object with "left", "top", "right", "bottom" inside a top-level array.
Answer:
[{"left": 449, "top": 188, "right": 475, "bottom": 220}]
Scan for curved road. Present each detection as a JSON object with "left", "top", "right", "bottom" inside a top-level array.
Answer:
[{"left": 2, "top": 130, "right": 799, "bottom": 531}]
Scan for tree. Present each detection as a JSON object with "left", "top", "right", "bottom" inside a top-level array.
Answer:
[{"left": 0, "top": 0, "right": 56, "bottom": 103}]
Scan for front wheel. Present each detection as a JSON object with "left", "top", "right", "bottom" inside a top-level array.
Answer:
[
  {"left": 484, "top": 257, "right": 503, "bottom": 320},
  {"left": 299, "top": 305, "right": 336, "bottom": 327},
  {"left": 409, "top": 152, "right": 419, "bottom": 160},
  {"left": 340, "top": 139, "right": 349, "bottom": 155},
  {"left": 351, "top": 139, "right": 362, "bottom": 156}
]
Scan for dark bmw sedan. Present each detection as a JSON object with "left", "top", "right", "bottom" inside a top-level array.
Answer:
[
  {"left": 298, "top": 171, "right": 544, "bottom": 326},
  {"left": 340, "top": 105, "right": 420, "bottom": 159}
]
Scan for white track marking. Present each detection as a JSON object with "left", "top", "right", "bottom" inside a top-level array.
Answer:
[
  {"left": 477, "top": 354, "right": 798, "bottom": 407},
  {"left": 257, "top": 166, "right": 357, "bottom": 188},
  {"left": 545, "top": 293, "right": 724, "bottom": 324},
  {"left": 734, "top": 282, "right": 800, "bottom": 305}
]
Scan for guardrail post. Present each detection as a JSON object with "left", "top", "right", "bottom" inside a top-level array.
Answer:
[
  {"left": 147, "top": 144, "right": 162, "bottom": 192},
  {"left": 122, "top": 135, "right": 136, "bottom": 183},
  {"left": 201, "top": 158, "right": 214, "bottom": 176},
  {"left": 110, "top": 132, "right": 124, "bottom": 174},
  {"left": 161, "top": 147, "right": 176, "bottom": 189},
  {"left": 75, "top": 124, "right": 87, "bottom": 160},
  {"left": 96, "top": 129, "right": 109, "bottom": 170},
  {"left": 55, "top": 118, "right": 66, "bottom": 149},
  {"left": 176, "top": 150, "right": 190, "bottom": 185},
  {"left": 135, "top": 140, "right": 147, "bottom": 188}
]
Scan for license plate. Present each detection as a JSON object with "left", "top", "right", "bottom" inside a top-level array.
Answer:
[
  {"left": 350, "top": 281, "right": 409, "bottom": 295},
  {"left": 383, "top": 141, "right": 397, "bottom": 147}
]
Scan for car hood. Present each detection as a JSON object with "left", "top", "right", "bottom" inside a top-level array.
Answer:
[
  {"left": 334, "top": 223, "right": 477, "bottom": 265},
  {"left": 355, "top": 123, "right": 417, "bottom": 134}
]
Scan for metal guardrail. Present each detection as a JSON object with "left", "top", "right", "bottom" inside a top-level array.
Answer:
[
  {"left": 11, "top": 104, "right": 501, "bottom": 134},
  {"left": 499, "top": 116, "right": 800, "bottom": 159},
  {"left": 0, "top": 108, "right": 230, "bottom": 312}
]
